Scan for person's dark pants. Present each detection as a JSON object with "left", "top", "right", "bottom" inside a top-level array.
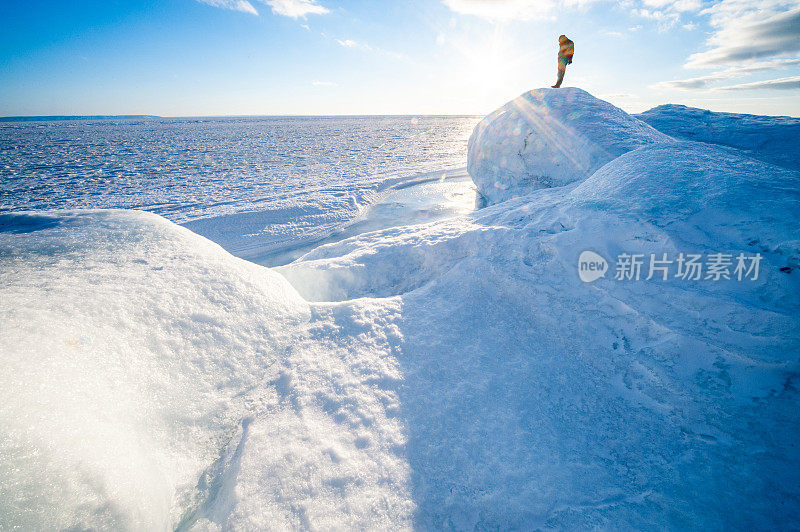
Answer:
[{"left": 553, "top": 58, "right": 568, "bottom": 88}]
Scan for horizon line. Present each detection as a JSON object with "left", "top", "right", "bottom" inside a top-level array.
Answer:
[{"left": 0, "top": 113, "right": 488, "bottom": 122}]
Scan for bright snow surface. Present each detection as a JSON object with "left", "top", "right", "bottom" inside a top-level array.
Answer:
[
  {"left": 636, "top": 104, "right": 800, "bottom": 172},
  {"left": 0, "top": 116, "right": 478, "bottom": 265},
  {"left": 467, "top": 88, "right": 670, "bottom": 204},
  {"left": 1, "top": 88, "right": 799, "bottom": 529}
]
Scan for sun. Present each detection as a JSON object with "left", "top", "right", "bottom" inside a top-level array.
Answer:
[{"left": 436, "top": 26, "right": 549, "bottom": 112}]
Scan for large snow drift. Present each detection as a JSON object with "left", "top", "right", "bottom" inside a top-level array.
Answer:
[
  {"left": 280, "top": 89, "right": 800, "bottom": 527},
  {"left": 0, "top": 211, "right": 305, "bottom": 529},
  {"left": 2, "top": 89, "right": 800, "bottom": 529},
  {"left": 467, "top": 88, "right": 670, "bottom": 204},
  {"left": 637, "top": 104, "right": 800, "bottom": 171},
  {"left": 0, "top": 211, "right": 412, "bottom": 530}
]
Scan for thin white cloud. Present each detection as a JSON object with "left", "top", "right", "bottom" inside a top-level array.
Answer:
[
  {"left": 652, "top": 59, "right": 800, "bottom": 89},
  {"left": 442, "top": 0, "right": 597, "bottom": 20},
  {"left": 631, "top": 8, "right": 680, "bottom": 29},
  {"left": 642, "top": 0, "right": 700, "bottom": 11},
  {"left": 715, "top": 75, "right": 800, "bottom": 90},
  {"left": 198, "top": 0, "right": 259, "bottom": 15},
  {"left": 654, "top": 2, "right": 800, "bottom": 92},
  {"left": 335, "top": 38, "right": 409, "bottom": 61},
  {"left": 336, "top": 39, "right": 368, "bottom": 49},
  {"left": 197, "top": 0, "right": 328, "bottom": 18},
  {"left": 629, "top": 0, "right": 702, "bottom": 30},
  {"left": 652, "top": 76, "right": 714, "bottom": 89},
  {"left": 312, "top": 80, "right": 337, "bottom": 86},
  {"left": 261, "top": 0, "right": 328, "bottom": 18},
  {"left": 686, "top": 3, "right": 800, "bottom": 68}
]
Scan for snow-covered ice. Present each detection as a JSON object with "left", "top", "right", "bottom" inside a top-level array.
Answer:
[
  {"left": 467, "top": 88, "right": 669, "bottom": 204},
  {"left": 637, "top": 104, "right": 800, "bottom": 171},
  {"left": 0, "top": 210, "right": 412, "bottom": 530},
  {"left": 1, "top": 89, "right": 799, "bottom": 529},
  {"left": 0, "top": 116, "right": 479, "bottom": 264}
]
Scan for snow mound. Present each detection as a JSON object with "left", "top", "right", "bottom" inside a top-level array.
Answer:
[
  {"left": 0, "top": 210, "right": 308, "bottom": 529},
  {"left": 278, "top": 144, "right": 800, "bottom": 527},
  {"left": 637, "top": 104, "right": 800, "bottom": 171},
  {"left": 0, "top": 211, "right": 414, "bottom": 530},
  {"left": 571, "top": 142, "right": 800, "bottom": 255},
  {"left": 467, "top": 88, "right": 670, "bottom": 204},
  {"left": 273, "top": 93, "right": 800, "bottom": 527}
]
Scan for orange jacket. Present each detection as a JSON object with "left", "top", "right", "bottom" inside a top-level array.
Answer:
[{"left": 558, "top": 38, "right": 575, "bottom": 62}]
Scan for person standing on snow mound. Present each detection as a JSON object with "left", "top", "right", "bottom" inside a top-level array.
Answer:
[{"left": 551, "top": 35, "right": 574, "bottom": 88}]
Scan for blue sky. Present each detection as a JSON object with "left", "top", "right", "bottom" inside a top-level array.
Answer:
[{"left": 1, "top": 0, "right": 798, "bottom": 116}]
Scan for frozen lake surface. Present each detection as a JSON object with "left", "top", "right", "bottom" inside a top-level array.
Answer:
[
  {"left": 1, "top": 116, "right": 480, "bottom": 261},
  {"left": 2, "top": 93, "right": 799, "bottom": 530}
]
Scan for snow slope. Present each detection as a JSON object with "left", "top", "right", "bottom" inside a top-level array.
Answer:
[
  {"left": 0, "top": 211, "right": 412, "bottom": 530},
  {"left": 637, "top": 104, "right": 800, "bottom": 171},
  {"left": 2, "top": 89, "right": 799, "bottom": 529},
  {"left": 467, "top": 88, "right": 670, "bottom": 204},
  {"left": 280, "top": 90, "right": 800, "bottom": 527}
]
